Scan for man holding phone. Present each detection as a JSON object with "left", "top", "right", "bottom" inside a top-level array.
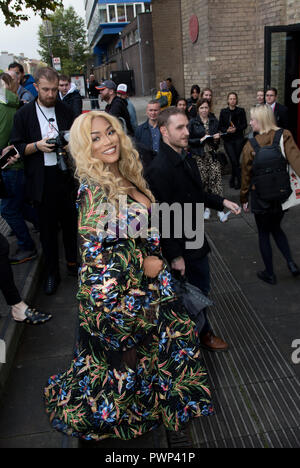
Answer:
[{"left": 10, "top": 66, "right": 78, "bottom": 295}]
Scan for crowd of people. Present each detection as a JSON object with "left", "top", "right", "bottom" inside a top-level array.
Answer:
[{"left": 1, "top": 66, "right": 300, "bottom": 444}]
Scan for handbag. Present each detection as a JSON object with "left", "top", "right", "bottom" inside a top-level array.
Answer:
[
  {"left": 209, "top": 147, "right": 228, "bottom": 167},
  {"left": 215, "top": 151, "right": 228, "bottom": 167},
  {"left": 172, "top": 275, "right": 213, "bottom": 334},
  {"left": 280, "top": 136, "right": 300, "bottom": 210}
]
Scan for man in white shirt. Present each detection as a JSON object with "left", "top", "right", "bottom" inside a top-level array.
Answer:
[{"left": 11, "top": 67, "right": 78, "bottom": 295}]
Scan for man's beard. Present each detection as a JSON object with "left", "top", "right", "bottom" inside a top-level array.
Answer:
[{"left": 38, "top": 95, "right": 57, "bottom": 108}]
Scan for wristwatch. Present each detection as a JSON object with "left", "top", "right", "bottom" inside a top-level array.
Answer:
[{"left": 34, "top": 142, "right": 39, "bottom": 152}]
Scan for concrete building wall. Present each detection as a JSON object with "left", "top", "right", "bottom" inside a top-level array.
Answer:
[{"left": 121, "top": 13, "right": 155, "bottom": 96}]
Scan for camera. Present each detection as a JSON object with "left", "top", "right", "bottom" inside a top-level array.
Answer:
[{"left": 46, "top": 131, "right": 70, "bottom": 171}]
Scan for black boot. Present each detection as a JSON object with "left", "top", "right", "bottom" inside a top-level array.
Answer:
[
  {"left": 257, "top": 270, "right": 277, "bottom": 285},
  {"left": 287, "top": 261, "right": 300, "bottom": 277}
]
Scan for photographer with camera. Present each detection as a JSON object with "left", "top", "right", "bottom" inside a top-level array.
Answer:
[{"left": 10, "top": 67, "right": 78, "bottom": 295}]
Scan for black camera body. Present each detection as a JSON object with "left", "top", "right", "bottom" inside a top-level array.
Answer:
[
  {"left": 46, "top": 132, "right": 68, "bottom": 157},
  {"left": 46, "top": 131, "right": 69, "bottom": 171}
]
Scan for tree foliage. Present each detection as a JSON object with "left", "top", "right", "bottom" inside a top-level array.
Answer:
[
  {"left": 38, "top": 7, "right": 91, "bottom": 76},
  {"left": 0, "top": 0, "right": 63, "bottom": 26}
]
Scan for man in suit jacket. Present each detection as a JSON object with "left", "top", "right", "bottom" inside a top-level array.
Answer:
[
  {"left": 265, "top": 87, "right": 289, "bottom": 129},
  {"left": 146, "top": 107, "right": 241, "bottom": 352},
  {"left": 10, "top": 66, "right": 78, "bottom": 295}
]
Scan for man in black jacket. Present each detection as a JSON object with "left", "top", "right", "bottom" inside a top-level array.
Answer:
[
  {"left": 58, "top": 75, "right": 82, "bottom": 117},
  {"left": 265, "top": 87, "right": 289, "bottom": 130},
  {"left": 98, "top": 80, "right": 134, "bottom": 135},
  {"left": 88, "top": 74, "right": 100, "bottom": 109},
  {"left": 10, "top": 67, "right": 78, "bottom": 295},
  {"left": 134, "top": 99, "right": 161, "bottom": 170},
  {"left": 146, "top": 107, "right": 241, "bottom": 352},
  {"left": 166, "top": 78, "right": 179, "bottom": 106}
]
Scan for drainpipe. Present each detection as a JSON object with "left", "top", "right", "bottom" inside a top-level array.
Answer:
[{"left": 137, "top": 14, "right": 145, "bottom": 96}]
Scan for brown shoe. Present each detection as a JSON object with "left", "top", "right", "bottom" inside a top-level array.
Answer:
[{"left": 200, "top": 331, "right": 229, "bottom": 352}]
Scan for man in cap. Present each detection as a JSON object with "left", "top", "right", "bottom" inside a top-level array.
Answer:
[
  {"left": 97, "top": 80, "right": 134, "bottom": 135},
  {"left": 117, "top": 83, "right": 138, "bottom": 132}
]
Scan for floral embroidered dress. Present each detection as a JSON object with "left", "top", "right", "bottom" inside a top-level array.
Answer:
[{"left": 44, "top": 183, "right": 213, "bottom": 441}]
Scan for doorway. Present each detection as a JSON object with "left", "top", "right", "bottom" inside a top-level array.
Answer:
[{"left": 265, "top": 24, "right": 300, "bottom": 146}]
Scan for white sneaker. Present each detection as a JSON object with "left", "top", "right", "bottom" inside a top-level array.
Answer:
[
  {"left": 204, "top": 208, "right": 211, "bottom": 220},
  {"left": 218, "top": 211, "right": 230, "bottom": 223}
]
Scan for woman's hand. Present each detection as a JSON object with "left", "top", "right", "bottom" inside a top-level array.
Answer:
[
  {"left": 143, "top": 256, "right": 164, "bottom": 278},
  {"left": 223, "top": 199, "right": 241, "bottom": 215},
  {"left": 243, "top": 202, "right": 249, "bottom": 212},
  {"left": 227, "top": 126, "right": 236, "bottom": 133},
  {"left": 213, "top": 133, "right": 220, "bottom": 140}
]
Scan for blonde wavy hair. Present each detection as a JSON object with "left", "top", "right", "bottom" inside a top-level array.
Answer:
[
  {"left": 250, "top": 104, "right": 280, "bottom": 134},
  {"left": 69, "top": 111, "right": 155, "bottom": 205}
]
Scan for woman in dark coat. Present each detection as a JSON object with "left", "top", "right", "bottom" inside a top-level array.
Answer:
[
  {"left": 187, "top": 85, "right": 200, "bottom": 120},
  {"left": 189, "top": 98, "right": 228, "bottom": 222},
  {"left": 219, "top": 92, "right": 247, "bottom": 189}
]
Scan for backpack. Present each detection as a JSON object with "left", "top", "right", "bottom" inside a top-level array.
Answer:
[
  {"left": 157, "top": 92, "right": 169, "bottom": 108},
  {"left": 249, "top": 129, "right": 292, "bottom": 203}
]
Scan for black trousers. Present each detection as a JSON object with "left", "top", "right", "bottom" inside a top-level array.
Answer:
[
  {"left": 224, "top": 137, "right": 245, "bottom": 182},
  {"left": 0, "top": 233, "right": 21, "bottom": 305},
  {"left": 254, "top": 211, "right": 292, "bottom": 275},
  {"left": 36, "top": 166, "right": 78, "bottom": 276}
]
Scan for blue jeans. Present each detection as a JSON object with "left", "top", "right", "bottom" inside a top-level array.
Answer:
[
  {"left": 185, "top": 254, "right": 212, "bottom": 337},
  {"left": 0, "top": 169, "right": 36, "bottom": 251}
]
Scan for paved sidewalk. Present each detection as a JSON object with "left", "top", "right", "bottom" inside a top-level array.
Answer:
[{"left": 189, "top": 178, "right": 300, "bottom": 448}]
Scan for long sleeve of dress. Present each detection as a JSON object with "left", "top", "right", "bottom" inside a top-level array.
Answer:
[{"left": 77, "top": 184, "right": 155, "bottom": 354}]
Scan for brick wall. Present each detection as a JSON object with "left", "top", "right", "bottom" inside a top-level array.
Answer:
[
  {"left": 181, "top": 0, "right": 209, "bottom": 98},
  {"left": 180, "top": 0, "right": 300, "bottom": 120},
  {"left": 151, "top": 0, "right": 185, "bottom": 96},
  {"left": 151, "top": 0, "right": 300, "bottom": 121},
  {"left": 206, "top": 0, "right": 257, "bottom": 117}
]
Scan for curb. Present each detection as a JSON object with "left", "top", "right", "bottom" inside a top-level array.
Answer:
[{"left": 0, "top": 252, "right": 43, "bottom": 399}]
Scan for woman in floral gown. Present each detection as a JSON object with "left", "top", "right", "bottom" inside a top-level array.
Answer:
[{"left": 44, "top": 111, "right": 213, "bottom": 442}]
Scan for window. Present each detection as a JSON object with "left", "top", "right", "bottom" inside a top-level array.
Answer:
[
  {"left": 135, "top": 4, "right": 143, "bottom": 16},
  {"left": 108, "top": 5, "right": 116, "bottom": 22},
  {"left": 99, "top": 5, "right": 107, "bottom": 23},
  {"left": 126, "top": 5, "right": 134, "bottom": 22},
  {"left": 117, "top": 5, "right": 126, "bottom": 22},
  {"left": 144, "top": 2, "right": 151, "bottom": 13},
  {"left": 98, "top": 3, "right": 147, "bottom": 24}
]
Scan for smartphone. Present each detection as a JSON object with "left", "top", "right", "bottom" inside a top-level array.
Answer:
[{"left": 0, "top": 147, "right": 19, "bottom": 169}]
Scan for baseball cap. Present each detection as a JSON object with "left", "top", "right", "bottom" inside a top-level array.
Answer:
[
  {"left": 117, "top": 83, "right": 128, "bottom": 95},
  {"left": 96, "top": 79, "right": 117, "bottom": 91}
]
